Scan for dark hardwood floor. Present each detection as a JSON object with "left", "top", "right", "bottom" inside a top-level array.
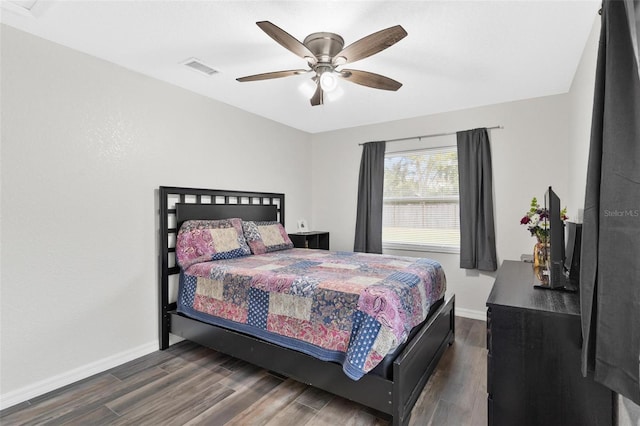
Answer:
[{"left": 1, "top": 317, "right": 487, "bottom": 426}]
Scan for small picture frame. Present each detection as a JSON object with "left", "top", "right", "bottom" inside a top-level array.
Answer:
[{"left": 297, "top": 219, "right": 309, "bottom": 233}]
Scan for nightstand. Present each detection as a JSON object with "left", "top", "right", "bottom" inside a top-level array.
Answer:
[{"left": 288, "top": 232, "right": 329, "bottom": 250}]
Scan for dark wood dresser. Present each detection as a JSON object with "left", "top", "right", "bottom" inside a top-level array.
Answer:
[{"left": 486, "top": 260, "right": 614, "bottom": 426}]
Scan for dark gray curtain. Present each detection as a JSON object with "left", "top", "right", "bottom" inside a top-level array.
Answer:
[
  {"left": 581, "top": 0, "right": 640, "bottom": 404},
  {"left": 456, "top": 128, "right": 497, "bottom": 271},
  {"left": 354, "top": 141, "right": 386, "bottom": 253}
]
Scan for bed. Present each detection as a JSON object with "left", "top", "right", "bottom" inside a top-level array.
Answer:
[{"left": 158, "top": 186, "right": 455, "bottom": 425}]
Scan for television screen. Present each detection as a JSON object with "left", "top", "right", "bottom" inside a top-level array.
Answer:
[{"left": 542, "top": 186, "right": 576, "bottom": 292}]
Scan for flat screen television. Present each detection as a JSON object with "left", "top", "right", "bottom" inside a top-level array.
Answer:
[{"left": 535, "top": 186, "right": 577, "bottom": 292}]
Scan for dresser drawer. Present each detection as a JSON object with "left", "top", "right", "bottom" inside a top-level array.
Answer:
[
  {"left": 487, "top": 395, "right": 493, "bottom": 426},
  {"left": 486, "top": 352, "right": 493, "bottom": 396}
]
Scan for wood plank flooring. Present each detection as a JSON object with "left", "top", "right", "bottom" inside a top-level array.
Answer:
[{"left": 1, "top": 317, "right": 487, "bottom": 426}]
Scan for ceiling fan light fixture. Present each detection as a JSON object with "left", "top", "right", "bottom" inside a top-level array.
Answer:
[
  {"left": 298, "top": 80, "right": 317, "bottom": 98},
  {"left": 333, "top": 56, "right": 347, "bottom": 66},
  {"left": 319, "top": 71, "right": 338, "bottom": 92}
]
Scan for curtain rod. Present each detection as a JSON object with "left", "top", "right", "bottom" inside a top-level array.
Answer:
[{"left": 358, "top": 125, "right": 503, "bottom": 146}]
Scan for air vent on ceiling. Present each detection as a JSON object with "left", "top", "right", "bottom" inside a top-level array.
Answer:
[
  {"left": 2, "top": 0, "right": 39, "bottom": 16},
  {"left": 8, "top": 0, "right": 38, "bottom": 11},
  {"left": 182, "top": 58, "right": 219, "bottom": 76}
]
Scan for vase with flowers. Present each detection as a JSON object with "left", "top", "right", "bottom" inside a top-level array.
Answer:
[{"left": 520, "top": 197, "right": 568, "bottom": 267}]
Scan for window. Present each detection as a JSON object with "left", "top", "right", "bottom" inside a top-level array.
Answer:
[{"left": 382, "top": 146, "right": 460, "bottom": 253}]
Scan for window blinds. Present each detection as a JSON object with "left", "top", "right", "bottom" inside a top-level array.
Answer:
[{"left": 382, "top": 146, "right": 460, "bottom": 252}]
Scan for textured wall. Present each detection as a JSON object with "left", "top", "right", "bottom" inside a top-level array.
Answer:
[
  {"left": 0, "top": 24, "right": 311, "bottom": 400},
  {"left": 310, "top": 94, "right": 571, "bottom": 316}
]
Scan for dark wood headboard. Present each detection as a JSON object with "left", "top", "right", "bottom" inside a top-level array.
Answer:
[
  {"left": 176, "top": 203, "right": 278, "bottom": 229},
  {"left": 158, "top": 186, "right": 285, "bottom": 349}
]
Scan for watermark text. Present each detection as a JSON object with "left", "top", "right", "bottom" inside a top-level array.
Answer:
[{"left": 603, "top": 209, "right": 639, "bottom": 217}]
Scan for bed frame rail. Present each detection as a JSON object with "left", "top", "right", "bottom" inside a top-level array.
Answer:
[{"left": 169, "top": 295, "right": 454, "bottom": 424}]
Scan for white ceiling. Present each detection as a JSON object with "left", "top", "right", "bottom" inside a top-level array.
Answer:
[{"left": 1, "top": 0, "right": 600, "bottom": 133}]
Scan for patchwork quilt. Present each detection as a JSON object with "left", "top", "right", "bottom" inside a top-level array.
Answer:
[{"left": 177, "top": 248, "right": 446, "bottom": 380}]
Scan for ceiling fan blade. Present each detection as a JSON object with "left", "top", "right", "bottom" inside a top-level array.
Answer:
[
  {"left": 332, "top": 25, "right": 407, "bottom": 66},
  {"left": 256, "top": 21, "right": 318, "bottom": 66},
  {"left": 310, "top": 81, "right": 324, "bottom": 106},
  {"left": 338, "top": 69, "right": 403, "bottom": 91},
  {"left": 236, "top": 69, "right": 309, "bottom": 82}
]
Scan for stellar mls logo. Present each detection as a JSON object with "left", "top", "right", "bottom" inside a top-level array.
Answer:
[{"left": 603, "top": 209, "right": 640, "bottom": 217}]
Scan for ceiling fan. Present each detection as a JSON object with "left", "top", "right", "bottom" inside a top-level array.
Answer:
[{"left": 236, "top": 21, "right": 407, "bottom": 106}]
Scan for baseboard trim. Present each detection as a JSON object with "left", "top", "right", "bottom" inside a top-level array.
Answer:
[
  {"left": 456, "top": 307, "right": 487, "bottom": 321},
  {"left": 1, "top": 309, "right": 485, "bottom": 411},
  {"left": 0, "top": 341, "right": 157, "bottom": 411}
]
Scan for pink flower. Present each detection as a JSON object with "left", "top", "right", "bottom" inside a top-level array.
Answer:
[{"left": 520, "top": 216, "right": 530, "bottom": 225}]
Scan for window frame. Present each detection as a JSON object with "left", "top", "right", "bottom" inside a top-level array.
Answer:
[{"left": 382, "top": 145, "right": 460, "bottom": 254}]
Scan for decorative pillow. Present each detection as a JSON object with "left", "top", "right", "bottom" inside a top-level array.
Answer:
[
  {"left": 242, "top": 221, "right": 294, "bottom": 255},
  {"left": 176, "top": 218, "right": 251, "bottom": 269}
]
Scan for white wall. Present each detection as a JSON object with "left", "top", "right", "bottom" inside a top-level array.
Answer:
[
  {"left": 568, "top": 16, "right": 600, "bottom": 220},
  {"left": 0, "top": 25, "right": 311, "bottom": 405},
  {"left": 310, "top": 94, "right": 570, "bottom": 317}
]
